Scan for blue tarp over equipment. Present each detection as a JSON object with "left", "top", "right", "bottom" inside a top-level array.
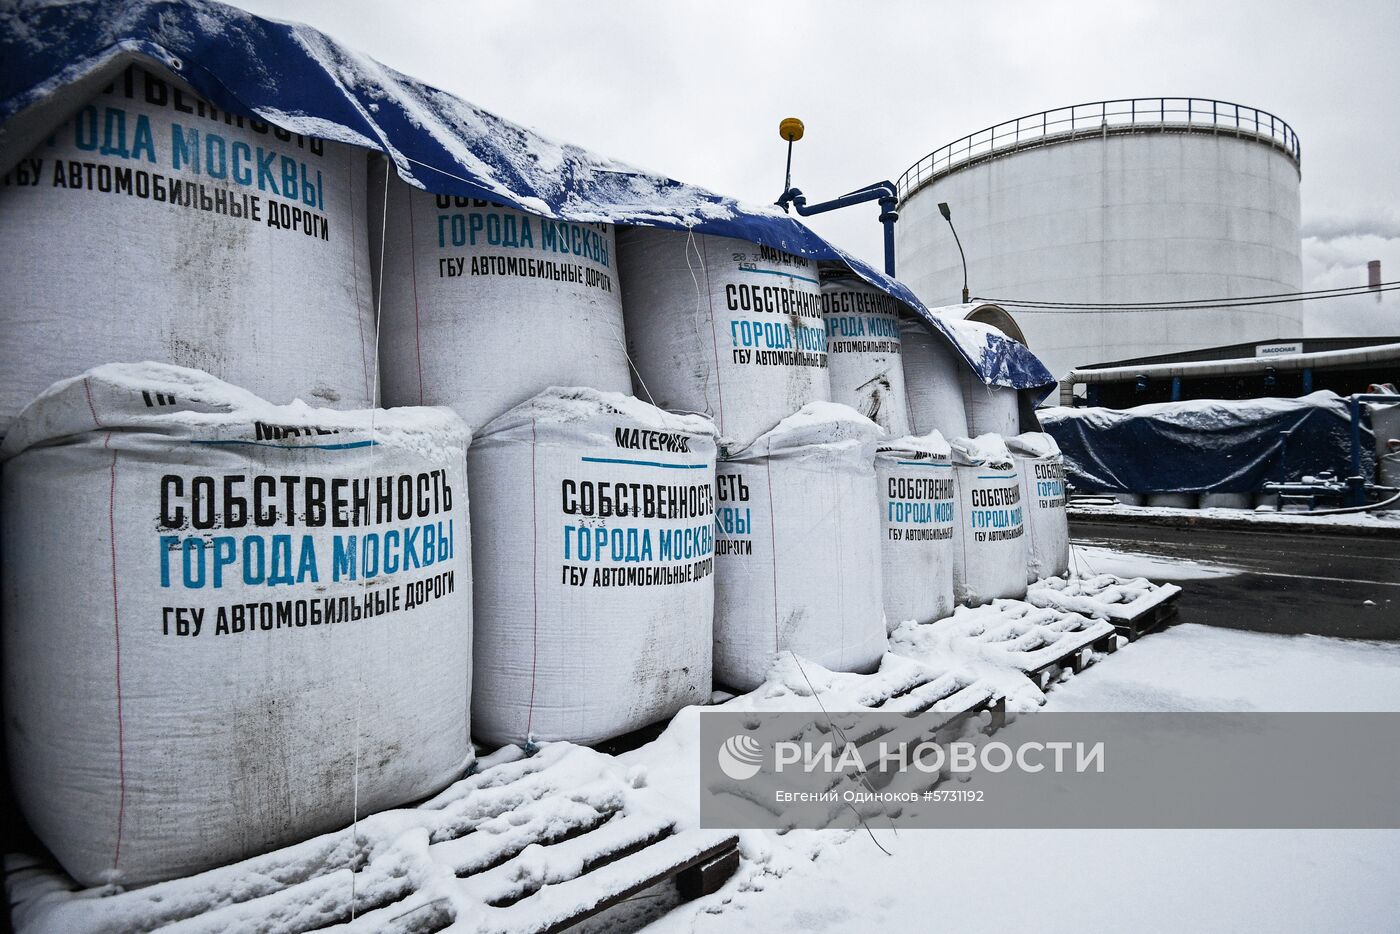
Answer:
[
  {"left": 1039, "top": 392, "right": 1375, "bottom": 494},
  {"left": 0, "top": 0, "right": 1055, "bottom": 394}
]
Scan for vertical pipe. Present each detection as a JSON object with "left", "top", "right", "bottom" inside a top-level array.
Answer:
[
  {"left": 1302, "top": 368, "right": 1313, "bottom": 394},
  {"left": 1350, "top": 397, "right": 1364, "bottom": 505},
  {"left": 1170, "top": 376, "right": 1182, "bottom": 401}
]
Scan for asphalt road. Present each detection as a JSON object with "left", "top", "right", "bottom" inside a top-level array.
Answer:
[{"left": 1070, "top": 519, "right": 1400, "bottom": 641}]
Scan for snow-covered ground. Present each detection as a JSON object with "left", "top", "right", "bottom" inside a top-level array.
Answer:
[{"left": 638, "top": 623, "right": 1400, "bottom": 933}]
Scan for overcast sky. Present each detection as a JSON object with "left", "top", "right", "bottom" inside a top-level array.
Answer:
[{"left": 230, "top": 0, "right": 1400, "bottom": 335}]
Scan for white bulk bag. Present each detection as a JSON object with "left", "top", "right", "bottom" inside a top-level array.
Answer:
[
  {"left": 1114, "top": 493, "right": 1144, "bottom": 506},
  {"left": 952, "top": 319, "right": 1021, "bottom": 437},
  {"left": 0, "top": 65, "right": 377, "bottom": 434},
  {"left": 819, "top": 268, "right": 911, "bottom": 436},
  {"left": 961, "top": 372, "right": 1020, "bottom": 438},
  {"left": 1, "top": 364, "right": 473, "bottom": 887},
  {"left": 618, "top": 228, "right": 831, "bottom": 446},
  {"left": 875, "top": 432, "right": 956, "bottom": 627},
  {"left": 950, "top": 434, "right": 1029, "bottom": 605},
  {"left": 1147, "top": 493, "right": 1198, "bottom": 509},
  {"left": 714, "top": 403, "right": 886, "bottom": 691},
  {"left": 900, "top": 318, "right": 969, "bottom": 440},
  {"left": 374, "top": 169, "right": 631, "bottom": 428},
  {"left": 1007, "top": 432, "right": 1070, "bottom": 583},
  {"left": 469, "top": 388, "right": 717, "bottom": 746}
]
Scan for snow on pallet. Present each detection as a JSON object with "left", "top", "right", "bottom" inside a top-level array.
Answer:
[
  {"left": 714, "top": 654, "right": 1006, "bottom": 823},
  {"left": 891, "top": 598, "right": 1120, "bottom": 694},
  {"left": 750, "top": 652, "right": 1003, "bottom": 719},
  {"left": 5, "top": 743, "right": 738, "bottom": 934},
  {"left": 1028, "top": 574, "right": 1183, "bottom": 641}
]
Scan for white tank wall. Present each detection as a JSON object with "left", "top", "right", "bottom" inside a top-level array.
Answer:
[{"left": 896, "top": 132, "right": 1304, "bottom": 381}]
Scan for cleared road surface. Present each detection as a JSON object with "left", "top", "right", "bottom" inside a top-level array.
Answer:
[{"left": 1070, "top": 519, "right": 1400, "bottom": 641}]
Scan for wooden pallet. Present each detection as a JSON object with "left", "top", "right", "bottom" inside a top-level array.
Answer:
[
  {"left": 5, "top": 744, "right": 739, "bottom": 934},
  {"left": 1101, "top": 584, "right": 1182, "bottom": 642},
  {"left": 1022, "top": 622, "right": 1120, "bottom": 692}
]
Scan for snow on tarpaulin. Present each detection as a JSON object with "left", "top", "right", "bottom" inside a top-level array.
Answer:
[
  {"left": 1038, "top": 391, "right": 1376, "bottom": 494},
  {"left": 0, "top": 0, "right": 1054, "bottom": 395}
]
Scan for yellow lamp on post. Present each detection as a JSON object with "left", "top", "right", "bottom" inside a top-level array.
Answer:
[{"left": 778, "top": 117, "right": 804, "bottom": 209}]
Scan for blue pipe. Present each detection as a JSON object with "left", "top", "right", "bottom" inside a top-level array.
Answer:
[{"left": 778, "top": 182, "right": 900, "bottom": 277}]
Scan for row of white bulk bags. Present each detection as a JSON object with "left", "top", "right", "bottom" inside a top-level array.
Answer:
[
  {"left": 949, "top": 434, "right": 1029, "bottom": 605},
  {"left": 900, "top": 318, "right": 968, "bottom": 440},
  {"left": 1, "top": 363, "right": 473, "bottom": 887},
  {"left": 0, "top": 65, "right": 377, "bottom": 434},
  {"left": 1147, "top": 493, "right": 1198, "bottom": 508},
  {"left": 372, "top": 167, "right": 632, "bottom": 429},
  {"left": 818, "top": 268, "right": 911, "bottom": 436},
  {"left": 1007, "top": 432, "right": 1070, "bottom": 582},
  {"left": 469, "top": 388, "right": 716, "bottom": 746},
  {"left": 875, "top": 432, "right": 956, "bottom": 627},
  {"left": 618, "top": 228, "right": 831, "bottom": 447},
  {"left": 714, "top": 403, "right": 886, "bottom": 691}
]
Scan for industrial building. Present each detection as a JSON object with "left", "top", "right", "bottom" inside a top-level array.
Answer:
[
  {"left": 894, "top": 98, "right": 1305, "bottom": 383},
  {"left": 1060, "top": 335, "right": 1400, "bottom": 408}
]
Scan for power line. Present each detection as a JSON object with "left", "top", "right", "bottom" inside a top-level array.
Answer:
[
  {"left": 977, "top": 282, "right": 1400, "bottom": 312},
  {"left": 982, "top": 280, "right": 1400, "bottom": 307}
]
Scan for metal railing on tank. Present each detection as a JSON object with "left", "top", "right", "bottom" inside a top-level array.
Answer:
[{"left": 897, "top": 98, "right": 1301, "bottom": 201}]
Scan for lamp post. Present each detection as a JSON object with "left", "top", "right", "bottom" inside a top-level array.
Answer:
[{"left": 938, "top": 201, "right": 970, "bottom": 304}]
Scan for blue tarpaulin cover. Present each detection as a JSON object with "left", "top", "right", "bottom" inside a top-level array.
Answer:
[
  {"left": 0, "top": 0, "right": 1055, "bottom": 394},
  {"left": 1038, "top": 392, "right": 1375, "bottom": 494}
]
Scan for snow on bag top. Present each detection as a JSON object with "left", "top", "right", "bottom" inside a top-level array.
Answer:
[
  {"left": 469, "top": 386, "right": 717, "bottom": 747},
  {"left": 950, "top": 432, "right": 1015, "bottom": 470},
  {"left": 1005, "top": 431, "right": 1061, "bottom": 459},
  {"left": 877, "top": 428, "right": 951, "bottom": 459},
  {"left": 1, "top": 362, "right": 474, "bottom": 887}
]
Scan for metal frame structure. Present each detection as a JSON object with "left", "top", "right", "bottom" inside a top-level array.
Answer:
[{"left": 897, "top": 97, "right": 1302, "bottom": 202}]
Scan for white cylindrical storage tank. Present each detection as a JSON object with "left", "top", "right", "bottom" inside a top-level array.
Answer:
[
  {"left": 819, "top": 267, "right": 911, "bottom": 436},
  {"left": 618, "top": 228, "right": 831, "bottom": 446},
  {"left": 468, "top": 388, "right": 716, "bottom": 746},
  {"left": 1199, "top": 492, "right": 1254, "bottom": 509},
  {"left": 875, "top": 432, "right": 956, "bottom": 627},
  {"left": 949, "top": 435, "right": 1029, "bottom": 605},
  {"left": 1, "top": 363, "right": 473, "bottom": 887},
  {"left": 0, "top": 64, "right": 377, "bottom": 434},
  {"left": 1007, "top": 432, "right": 1070, "bottom": 582},
  {"left": 900, "top": 318, "right": 969, "bottom": 439},
  {"left": 713, "top": 403, "right": 885, "bottom": 691},
  {"left": 375, "top": 169, "right": 631, "bottom": 429},
  {"left": 896, "top": 98, "right": 1305, "bottom": 382},
  {"left": 1147, "top": 493, "right": 1198, "bottom": 509}
]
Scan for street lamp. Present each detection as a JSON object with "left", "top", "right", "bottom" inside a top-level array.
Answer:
[{"left": 938, "top": 201, "right": 970, "bottom": 304}]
